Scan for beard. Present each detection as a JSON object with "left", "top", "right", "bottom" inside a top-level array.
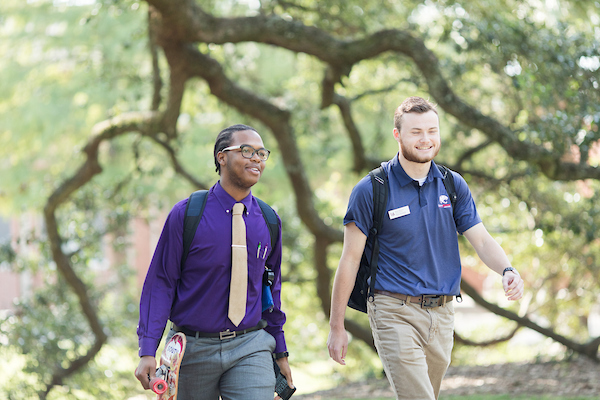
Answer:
[
  {"left": 400, "top": 141, "right": 440, "bottom": 164},
  {"left": 226, "top": 159, "right": 262, "bottom": 189}
]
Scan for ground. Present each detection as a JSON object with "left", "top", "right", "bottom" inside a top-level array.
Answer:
[{"left": 295, "top": 357, "right": 600, "bottom": 399}]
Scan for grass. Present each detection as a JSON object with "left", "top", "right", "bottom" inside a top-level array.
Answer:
[
  {"left": 345, "top": 396, "right": 595, "bottom": 400},
  {"left": 441, "top": 396, "right": 596, "bottom": 400}
]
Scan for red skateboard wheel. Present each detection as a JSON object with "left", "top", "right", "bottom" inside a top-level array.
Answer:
[{"left": 151, "top": 378, "right": 167, "bottom": 395}]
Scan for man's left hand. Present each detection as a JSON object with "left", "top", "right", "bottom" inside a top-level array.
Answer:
[
  {"left": 274, "top": 357, "right": 294, "bottom": 400},
  {"left": 503, "top": 270, "right": 524, "bottom": 301}
]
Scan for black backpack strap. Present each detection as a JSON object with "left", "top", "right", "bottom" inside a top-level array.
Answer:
[
  {"left": 366, "top": 166, "right": 388, "bottom": 302},
  {"left": 255, "top": 198, "right": 280, "bottom": 312},
  {"left": 256, "top": 198, "right": 279, "bottom": 251},
  {"left": 182, "top": 192, "right": 278, "bottom": 266},
  {"left": 437, "top": 164, "right": 458, "bottom": 220},
  {"left": 437, "top": 164, "right": 463, "bottom": 300},
  {"left": 181, "top": 190, "right": 209, "bottom": 268}
]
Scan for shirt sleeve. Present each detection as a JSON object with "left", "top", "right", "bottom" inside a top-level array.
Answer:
[
  {"left": 450, "top": 171, "right": 482, "bottom": 234},
  {"left": 343, "top": 174, "right": 373, "bottom": 236},
  {"left": 262, "top": 212, "right": 287, "bottom": 354},
  {"left": 137, "top": 200, "right": 186, "bottom": 357}
]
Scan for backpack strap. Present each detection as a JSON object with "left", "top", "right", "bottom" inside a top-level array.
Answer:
[
  {"left": 366, "top": 166, "right": 388, "bottom": 302},
  {"left": 181, "top": 191, "right": 279, "bottom": 268},
  {"left": 437, "top": 164, "right": 464, "bottom": 301},
  {"left": 181, "top": 190, "right": 209, "bottom": 268},
  {"left": 437, "top": 164, "right": 458, "bottom": 220},
  {"left": 181, "top": 191, "right": 279, "bottom": 312},
  {"left": 256, "top": 197, "right": 279, "bottom": 251},
  {"left": 255, "top": 198, "right": 279, "bottom": 312}
]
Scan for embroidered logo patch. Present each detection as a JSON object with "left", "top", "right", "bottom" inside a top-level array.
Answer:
[{"left": 438, "top": 194, "right": 451, "bottom": 208}]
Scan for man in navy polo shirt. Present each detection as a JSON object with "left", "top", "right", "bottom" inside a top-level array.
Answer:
[
  {"left": 327, "top": 97, "right": 524, "bottom": 400},
  {"left": 135, "top": 124, "right": 293, "bottom": 399}
]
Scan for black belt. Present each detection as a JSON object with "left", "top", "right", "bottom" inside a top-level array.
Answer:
[
  {"left": 374, "top": 289, "right": 453, "bottom": 308},
  {"left": 172, "top": 319, "right": 267, "bottom": 340}
]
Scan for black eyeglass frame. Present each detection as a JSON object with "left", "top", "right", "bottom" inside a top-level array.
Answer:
[{"left": 220, "top": 144, "right": 271, "bottom": 161}]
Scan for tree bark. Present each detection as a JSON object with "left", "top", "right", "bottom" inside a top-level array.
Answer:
[
  {"left": 461, "top": 280, "right": 599, "bottom": 362},
  {"left": 145, "top": 2, "right": 600, "bottom": 362},
  {"left": 41, "top": 112, "right": 165, "bottom": 397},
  {"left": 37, "top": 5, "right": 600, "bottom": 396}
]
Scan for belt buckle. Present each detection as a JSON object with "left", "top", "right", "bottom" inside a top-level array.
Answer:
[
  {"left": 421, "top": 295, "right": 441, "bottom": 308},
  {"left": 219, "top": 330, "right": 237, "bottom": 340}
]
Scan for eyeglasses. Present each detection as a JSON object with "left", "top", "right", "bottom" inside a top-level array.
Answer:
[{"left": 220, "top": 144, "right": 271, "bottom": 161}]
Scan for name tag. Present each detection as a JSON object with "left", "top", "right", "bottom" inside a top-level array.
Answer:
[{"left": 388, "top": 206, "right": 410, "bottom": 219}]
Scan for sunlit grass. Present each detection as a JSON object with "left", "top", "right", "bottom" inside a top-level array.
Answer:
[
  {"left": 441, "top": 396, "right": 595, "bottom": 400},
  {"left": 344, "top": 396, "right": 594, "bottom": 400}
]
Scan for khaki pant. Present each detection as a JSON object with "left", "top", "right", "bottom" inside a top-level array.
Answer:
[{"left": 367, "top": 293, "right": 455, "bottom": 400}]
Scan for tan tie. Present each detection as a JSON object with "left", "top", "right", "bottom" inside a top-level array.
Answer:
[{"left": 228, "top": 203, "right": 247, "bottom": 326}]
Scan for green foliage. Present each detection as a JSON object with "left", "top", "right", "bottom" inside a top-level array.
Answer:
[
  {"left": 0, "top": 0, "right": 151, "bottom": 211},
  {"left": 0, "top": 267, "right": 142, "bottom": 399},
  {"left": 0, "top": 188, "right": 141, "bottom": 399}
]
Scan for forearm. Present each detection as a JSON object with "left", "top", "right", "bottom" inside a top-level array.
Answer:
[
  {"left": 138, "top": 206, "right": 184, "bottom": 356},
  {"left": 264, "top": 233, "right": 287, "bottom": 352},
  {"left": 264, "top": 315, "right": 287, "bottom": 353},
  {"left": 138, "top": 260, "right": 178, "bottom": 356},
  {"left": 329, "top": 260, "right": 360, "bottom": 329},
  {"left": 464, "top": 223, "right": 524, "bottom": 300},
  {"left": 464, "top": 223, "right": 513, "bottom": 275},
  {"left": 138, "top": 283, "right": 176, "bottom": 356},
  {"left": 476, "top": 238, "right": 513, "bottom": 275},
  {"left": 330, "top": 223, "right": 367, "bottom": 328}
]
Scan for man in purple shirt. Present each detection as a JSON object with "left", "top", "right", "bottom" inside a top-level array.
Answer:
[{"left": 135, "top": 124, "right": 293, "bottom": 399}]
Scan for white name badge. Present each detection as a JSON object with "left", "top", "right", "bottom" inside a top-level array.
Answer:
[{"left": 388, "top": 205, "right": 410, "bottom": 219}]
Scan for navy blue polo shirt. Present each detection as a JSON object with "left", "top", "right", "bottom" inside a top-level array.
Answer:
[{"left": 344, "top": 156, "right": 481, "bottom": 296}]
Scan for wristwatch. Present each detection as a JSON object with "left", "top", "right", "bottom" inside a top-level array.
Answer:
[
  {"left": 502, "top": 267, "right": 516, "bottom": 276},
  {"left": 274, "top": 351, "right": 289, "bottom": 359}
]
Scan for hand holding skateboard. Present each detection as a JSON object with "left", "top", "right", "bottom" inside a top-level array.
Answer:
[{"left": 136, "top": 333, "right": 187, "bottom": 400}]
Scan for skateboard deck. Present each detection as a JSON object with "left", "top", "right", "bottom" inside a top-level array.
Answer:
[{"left": 150, "top": 332, "right": 187, "bottom": 400}]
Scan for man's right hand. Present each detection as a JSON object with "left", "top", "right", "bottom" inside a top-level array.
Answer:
[
  {"left": 327, "top": 326, "right": 349, "bottom": 365},
  {"left": 134, "top": 355, "right": 157, "bottom": 390}
]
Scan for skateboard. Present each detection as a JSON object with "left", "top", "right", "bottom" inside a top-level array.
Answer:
[{"left": 150, "top": 332, "right": 187, "bottom": 400}]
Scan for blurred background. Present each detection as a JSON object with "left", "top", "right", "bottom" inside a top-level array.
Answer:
[{"left": 1, "top": 0, "right": 599, "bottom": 399}]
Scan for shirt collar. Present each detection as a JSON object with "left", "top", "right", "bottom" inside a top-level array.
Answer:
[
  {"left": 213, "top": 181, "right": 253, "bottom": 214},
  {"left": 389, "top": 154, "right": 443, "bottom": 186}
]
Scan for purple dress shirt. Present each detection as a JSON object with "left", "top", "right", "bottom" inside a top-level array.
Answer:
[{"left": 137, "top": 182, "right": 287, "bottom": 357}]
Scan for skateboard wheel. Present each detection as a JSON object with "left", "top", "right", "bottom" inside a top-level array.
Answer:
[{"left": 151, "top": 378, "right": 167, "bottom": 395}]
